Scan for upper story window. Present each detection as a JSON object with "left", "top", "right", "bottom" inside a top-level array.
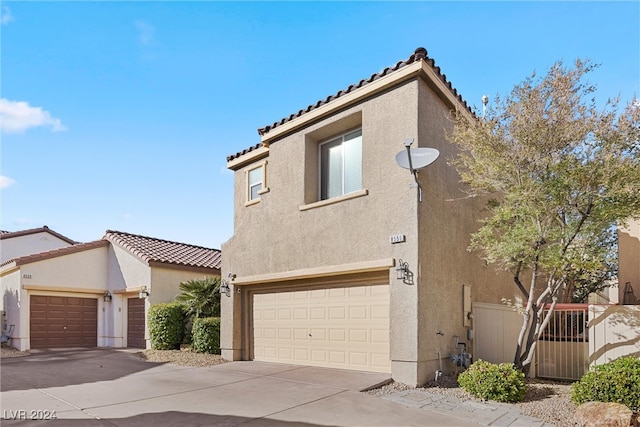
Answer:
[
  {"left": 245, "top": 160, "right": 269, "bottom": 206},
  {"left": 248, "top": 166, "right": 263, "bottom": 201},
  {"left": 319, "top": 129, "right": 362, "bottom": 200}
]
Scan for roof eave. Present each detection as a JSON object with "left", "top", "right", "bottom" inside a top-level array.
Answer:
[
  {"left": 148, "top": 260, "right": 221, "bottom": 274},
  {"left": 257, "top": 60, "right": 474, "bottom": 144},
  {"left": 227, "top": 145, "right": 270, "bottom": 171},
  {"left": 259, "top": 61, "right": 424, "bottom": 145}
]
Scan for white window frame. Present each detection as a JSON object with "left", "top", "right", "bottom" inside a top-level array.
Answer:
[
  {"left": 245, "top": 160, "right": 269, "bottom": 206},
  {"left": 318, "top": 128, "right": 362, "bottom": 201}
]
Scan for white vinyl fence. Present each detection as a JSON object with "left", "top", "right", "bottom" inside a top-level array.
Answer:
[{"left": 473, "top": 302, "right": 640, "bottom": 381}]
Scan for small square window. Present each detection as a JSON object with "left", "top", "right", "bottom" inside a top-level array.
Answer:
[{"left": 319, "top": 129, "right": 362, "bottom": 200}]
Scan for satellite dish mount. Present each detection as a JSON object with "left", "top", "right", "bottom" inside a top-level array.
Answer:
[{"left": 395, "top": 138, "right": 440, "bottom": 203}]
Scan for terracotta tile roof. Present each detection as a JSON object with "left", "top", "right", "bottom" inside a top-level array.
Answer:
[
  {"left": 227, "top": 47, "right": 472, "bottom": 162},
  {"left": 226, "top": 142, "right": 262, "bottom": 162},
  {"left": 1, "top": 240, "right": 108, "bottom": 268},
  {"left": 103, "top": 230, "right": 221, "bottom": 270},
  {"left": 0, "top": 225, "right": 77, "bottom": 245}
]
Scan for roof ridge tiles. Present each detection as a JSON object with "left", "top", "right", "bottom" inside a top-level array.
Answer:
[
  {"left": 103, "top": 229, "right": 220, "bottom": 251},
  {"left": 0, "top": 225, "right": 77, "bottom": 245},
  {"left": 103, "top": 229, "right": 221, "bottom": 270}
]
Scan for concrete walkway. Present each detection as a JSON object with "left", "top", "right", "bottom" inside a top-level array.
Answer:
[
  {"left": 1, "top": 348, "right": 477, "bottom": 426},
  {"left": 382, "top": 390, "right": 555, "bottom": 427}
]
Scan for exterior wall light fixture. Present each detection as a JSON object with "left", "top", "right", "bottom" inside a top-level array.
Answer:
[
  {"left": 220, "top": 272, "right": 235, "bottom": 297},
  {"left": 396, "top": 259, "right": 414, "bottom": 285},
  {"left": 103, "top": 291, "right": 113, "bottom": 302},
  {"left": 138, "top": 286, "right": 150, "bottom": 299}
]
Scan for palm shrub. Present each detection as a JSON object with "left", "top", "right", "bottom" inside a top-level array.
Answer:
[
  {"left": 458, "top": 359, "right": 527, "bottom": 403},
  {"left": 571, "top": 356, "right": 640, "bottom": 412},
  {"left": 148, "top": 302, "right": 186, "bottom": 350},
  {"left": 176, "top": 277, "right": 221, "bottom": 319},
  {"left": 192, "top": 317, "right": 221, "bottom": 354}
]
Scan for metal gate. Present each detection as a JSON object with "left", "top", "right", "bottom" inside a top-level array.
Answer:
[{"left": 536, "top": 304, "right": 589, "bottom": 380}]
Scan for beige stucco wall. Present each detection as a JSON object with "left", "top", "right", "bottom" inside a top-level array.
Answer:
[
  {"left": 223, "top": 73, "right": 514, "bottom": 386},
  {"left": 109, "top": 245, "right": 151, "bottom": 290},
  {"left": 150, "top": 267, "right": 218, "bottom": 305},
  {"left": 0, "top": 246, "right": 109, "bottom": 351},
  {"left": 618, "top": 220, "right": 640, "bottom": 304},
  {"left": 415, "top": 80, "right": 514, "bottom": 382},
  {"left": 0, "top": 232, "right": 73, "bottom": 263},
  {"left": 1, "top": 270, "right": 23, "bottom": 349}
]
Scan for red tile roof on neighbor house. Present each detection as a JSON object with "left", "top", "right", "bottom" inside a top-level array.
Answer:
[
  {"left": 103, "top": 230, "right": 221, "bottom": 270},
  {"left": 0, "top": 225, "right": 77, "bottom": 245},
  {"left": 1, "top": 240, "right": 109, "bottom": 268},
  {"left": 227, "top": 47, "right": 473, "bottom": 162}
]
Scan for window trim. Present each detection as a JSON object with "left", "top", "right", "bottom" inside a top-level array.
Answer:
[
  {"left": 244, "top": 160, "right": 269, "bottom": 207},
  {"left": 318, "top": 127, "right": 362, "bottom": 201},
  {"left": 299, "top": 188, "right": 368, "bottom": 211}
]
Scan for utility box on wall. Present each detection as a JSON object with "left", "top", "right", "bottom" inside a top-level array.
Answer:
[{"left": 463, "top": 285, "right": 471, "bottom": 328}]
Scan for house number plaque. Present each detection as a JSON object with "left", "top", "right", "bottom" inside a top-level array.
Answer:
[{"left": 389, "top": 234, "right": 406, "bottom": 244}]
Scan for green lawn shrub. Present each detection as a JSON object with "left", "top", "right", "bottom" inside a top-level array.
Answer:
[
  {"left": 148, "top": 302, "right": 186, "bottom": 350},
  {"left": 192, "top": 317, "right": 221, "bottom": 354},
  {"left": 571, "top": 356, "right": 640, "bottom": 412},
  {"left": 458, "top": 359, "right": 527, "bottom": 403}
]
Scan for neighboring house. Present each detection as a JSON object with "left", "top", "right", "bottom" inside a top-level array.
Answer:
[
  {"left": 221, "top": 47, "right": 514, "bottom": 386},
  {"left": 0, "top": 230, "right": 221, "bottom": 351},
  {"left": 618, "top": 219, "right": 640, "bottom": 304},
  {"left": 0, "top": 226, "right": 76, "bottom": 264}
]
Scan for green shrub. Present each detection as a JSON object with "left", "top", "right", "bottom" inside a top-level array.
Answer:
[
  {"left": 571, "top": 356, "right": 640, "bottom": 412},
  {"left": 192, "top": 317, "right": 221, "bottom": 354},
  {"left": 458, "top": 359, "right": 527, "bottom": 403},
  {"left": 148, "top": 302, "right": 186, "bottom": 350}
]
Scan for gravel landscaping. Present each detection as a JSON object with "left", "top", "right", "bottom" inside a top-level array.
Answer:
[
  {"left": 129, "top": 348, "right": 228, "bottom": 367},
  {"left": 367, "top": 372, "right": 577, "bottom": 427},
  {"left": 0, "top": 345, "right": 29, "bottom": 358}
]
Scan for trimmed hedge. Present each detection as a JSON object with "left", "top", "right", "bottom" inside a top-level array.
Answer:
[
  {"left": 148, "top": 302, "right": 186, "bottom": 350},
  {"left": 458, "top": 359, "right": 527, "bottom": 403},
  {"left": 192, "top": 317, "right": 221, "bottom": 354},
  {"left": 571, "top": 356, "right": 640, "bottom": 412}
]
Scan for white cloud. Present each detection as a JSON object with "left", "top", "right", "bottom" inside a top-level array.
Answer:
[
  {"left": 135, "top": 20, "right": 155, "bottom": 46},
  {"left": 0, "top": 98, "right": 67, "bottom": 134},
  {"left": 13, "top": 218, "right": 36, "bottom": 226},
  {"left": 0, "top": 175, "right": 16, "bottom": 189},
  {"left": 1, "top": 6, "right": 13, "bottom": 25}
]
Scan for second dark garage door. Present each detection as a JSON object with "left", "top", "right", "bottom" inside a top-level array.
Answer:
[
  {"left": 127, "top": 297, "right": 146, "bottom": 348},
  {"left": 30, "top": 295, "right": 97, "bottom": 349}
]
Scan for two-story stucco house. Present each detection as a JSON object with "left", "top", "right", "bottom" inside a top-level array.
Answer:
[{"left": 221, "top": 47, "right": 514, "bottom": 386}]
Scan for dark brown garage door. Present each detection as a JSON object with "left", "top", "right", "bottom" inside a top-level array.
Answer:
[
  {"left": 127, "top": 297, "right": 146, "bottom": 348},
  {"left": 30, "top": 295, "right": 97, "bottom": 349}
]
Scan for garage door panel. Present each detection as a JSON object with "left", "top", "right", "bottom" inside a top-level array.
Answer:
[
  {"left": 30, "top": 296, "right": 97, "bottom": 349},
  {"left": 127, "top": 297, "right": 146, "bottom": 348},
  {"left": 253, "top": 283, "right": 390, "bottom": 373}
]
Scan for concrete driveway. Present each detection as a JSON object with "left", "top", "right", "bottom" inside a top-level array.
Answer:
[{"left": 1, "top": 349, "right": 477, "bottom": 426}]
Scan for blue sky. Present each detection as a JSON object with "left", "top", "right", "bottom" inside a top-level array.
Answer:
[{"left": 1, "top": 1, "right": 638, "bottom": 249}]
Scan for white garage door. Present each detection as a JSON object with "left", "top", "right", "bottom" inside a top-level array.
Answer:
[{"left": 253, "top": 284, "right": 390, "bottom": 373}]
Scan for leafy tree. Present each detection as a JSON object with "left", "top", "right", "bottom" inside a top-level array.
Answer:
[
  {"left": 176, "top": 277, "right": 221, "bottom": 319},
  {"left": 448, "top": 59, "right": 640, "bottom": 375}
]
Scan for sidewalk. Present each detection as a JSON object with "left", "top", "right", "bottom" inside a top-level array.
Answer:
[{"left": 382, "top": 390, "right": 555, "bottom": 427}]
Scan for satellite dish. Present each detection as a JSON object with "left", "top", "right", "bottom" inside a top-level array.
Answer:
[{"left": 395, "top": 147, "right": 440, "bottom": 170}]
